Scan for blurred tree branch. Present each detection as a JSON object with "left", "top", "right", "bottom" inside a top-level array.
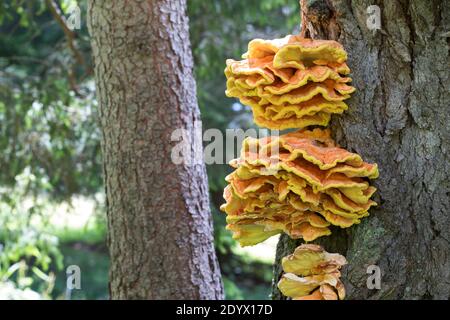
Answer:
[{"left": 45, "top": 0, "right": 92, "bottom": 95}]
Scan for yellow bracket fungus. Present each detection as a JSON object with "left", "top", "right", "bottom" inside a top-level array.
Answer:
[
  {"left": 225, "top": 35, "right": 355, "bottom": 129},
  {"left": 220, "top": 129, "right": 378, "bottom": 247},
  {"left": 277, "top": 244, "right": 346, "bottom": 300},
  {"left": 223, "top": 28, "right": 380, "bottom": 301}
]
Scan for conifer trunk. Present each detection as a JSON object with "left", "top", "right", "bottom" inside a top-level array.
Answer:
[
  {"left": 273, "top": 0, "right": 450, "bottom": 300},
  {"left": 88, "top": 0, "right": 224, "bottom": 299}
]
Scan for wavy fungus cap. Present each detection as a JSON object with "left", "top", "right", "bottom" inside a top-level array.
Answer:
[
  {"left": 281, "top": 244, "right": 347, "bottom": 276},
  {"left": 225, "top": 36, "right": 355, "bottom": 129},
  {"left": 220, "top": 129, "right": 378, "bottom": 247},
  {"left": 244, "top": 36, "right": 348, "bottom": 66},
  {"left": 277, "top": 244, "right": 346, "bottom": 300}
]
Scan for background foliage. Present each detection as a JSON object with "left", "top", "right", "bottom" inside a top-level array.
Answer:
[{"left": 0, "top": 0, "right": 299, "bottom": 299}]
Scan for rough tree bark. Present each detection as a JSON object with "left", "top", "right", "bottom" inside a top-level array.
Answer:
[
  {"left": 273, "top": 0, "right": 450, "bottom": 299},
  {"left": 87, "top": 0, "right": 224, "bottom": 299}
]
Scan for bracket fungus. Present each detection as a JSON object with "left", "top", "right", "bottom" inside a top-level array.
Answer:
[
  {"left": 225, "top": 35, "right": 355, "bottom": 129},
  {"left": 220, "top": 129, "right": 378, "bottom": 247},
  {"left": 223, "top": 25, "right": 380, "bottom": 300},
  {"left": 277, "top": 244, "right": 347, "bottom": 300}
]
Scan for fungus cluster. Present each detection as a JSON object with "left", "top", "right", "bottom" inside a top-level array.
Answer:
[
  {"left": 223, "top": 28, "right": 379, "bottom": 300},
  {"left": 225, "top": 35, "right": 355, "bottom": 130},
  {"left": 220, "top": 128, "right": 378, "bottom": 247},
  {"left": 277, "top": 244, "right": 347, "bottom": 300}
]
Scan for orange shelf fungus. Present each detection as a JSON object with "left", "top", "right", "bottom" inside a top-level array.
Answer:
[
  {"left": 277, "top": 244, "right": 346, "bottom": 300},
  {"left": 223, "top": 24, "right": 379, "bottom": 300},
  {"left": 220, "top": 129, "right": 378, "bottom": 247},
  {"left": 225, "top": 35, "right": 355, "bottom": 129}
]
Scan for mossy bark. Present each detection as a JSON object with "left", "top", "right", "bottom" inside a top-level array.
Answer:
[
  {"left": 87, "top": 0, "right": 224, "bottom": 299},
  {"left": 273, "top": 0, "right": 450, "bottom": 300}
]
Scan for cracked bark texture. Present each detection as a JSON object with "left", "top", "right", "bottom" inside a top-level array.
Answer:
[
  {"left": 273, "top": 0, "right": 450, "bottom": 300},
  {"left": 87, "top": 0, "right": 224, "bottom": 299}
]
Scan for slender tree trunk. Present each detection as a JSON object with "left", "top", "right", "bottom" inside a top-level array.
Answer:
[
  {"left": 87, "top": 0, "right": 224, "bottom": 299},
  {"left": 273, "top": 0, "right": 450, "bottom": 299}
]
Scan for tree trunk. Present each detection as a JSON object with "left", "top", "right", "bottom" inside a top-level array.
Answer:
[
  {"left": 87, "top": 0, "right": 224, "bottom": 299},
  {"left": 273, "top": 0, "right": 449, "bottom": 300}
]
